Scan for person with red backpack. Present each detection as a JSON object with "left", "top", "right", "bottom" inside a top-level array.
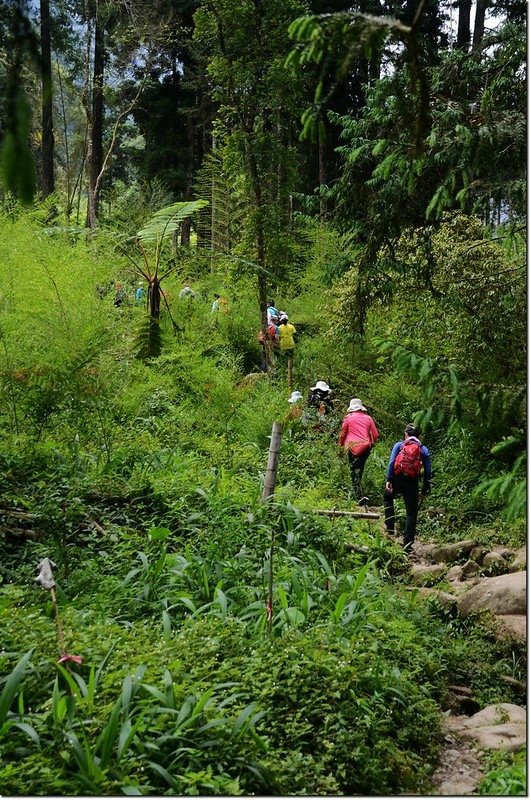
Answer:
[{"left": 384, "top": 423, "right": 432, "bottom": 552}]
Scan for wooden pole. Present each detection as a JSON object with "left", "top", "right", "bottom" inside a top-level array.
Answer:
[
  {"left": 287, "top": 353, "right": 293, "bottom": 390},
  {"left": 314, "top": 509, "right": 380, "bottom": 520},
  {"left": 262, "top": 421, "right": 283, "bottom": 502},
  {"left": 50, "top": 586, "right": 67, "bottom": 655}
]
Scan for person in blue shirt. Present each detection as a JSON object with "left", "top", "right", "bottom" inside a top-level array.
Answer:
[
  {"left": 266, "top": 300, "right": 279, "bottom": 323},
  {"left": 384, "top": 423, "right": 432, "bottom": 552},
  {"left": 135, "top": 283, "right": 145, "bottom": 305}
]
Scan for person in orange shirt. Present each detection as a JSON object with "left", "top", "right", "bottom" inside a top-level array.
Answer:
[{"left": 338, "top": 398, "right": 379, "bottom": 502}]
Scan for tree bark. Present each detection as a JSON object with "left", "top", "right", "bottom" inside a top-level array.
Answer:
[
  {"left": 86, "top": 7, "right": 104, "bottom": 228},
  {"left": 244, "top": 133, "right": 270, "bottom": 370},
  {"left": 472, "top": 0, "right": 489, "bottom": 50},
  {"left": 180, "top": 217, "right": 191, "bottom": 246},
  {"left": 455, "top": 0, "right": 472, "bottom": 51},
  {"left": 40, "top": 0, "right": 54, "bottom": 197},
  {"left": 318, "top": 124, "right": 326, "bottom": 219}
]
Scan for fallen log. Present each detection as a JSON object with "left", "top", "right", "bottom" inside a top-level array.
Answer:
[
  {"left": 5, "top": 528, "right": 40, "bottom": 541},
  {"left": 0, "top": 508, "right": 37, "bottom": 520},
  {"left": 344, "top": 543, "right": 370, "bottom": 554},
  {"left": 315, "top": 509, "right": 380, "bottom": 520}
]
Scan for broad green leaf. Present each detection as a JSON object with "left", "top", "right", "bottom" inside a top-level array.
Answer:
[{"left": 0, "top": 649, "right": 33, "bottom": 726}]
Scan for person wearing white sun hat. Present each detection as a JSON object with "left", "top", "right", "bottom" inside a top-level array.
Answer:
[
  {"left": 338, "top": 398, "right": 379, "bottom": 501},
  {"left": 307, "top": 380, "right": 333, "bottom": 415}
]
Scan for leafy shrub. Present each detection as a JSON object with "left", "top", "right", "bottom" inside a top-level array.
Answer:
[{"left": 477, "top": 751, "right": 526, "bottom": 796}]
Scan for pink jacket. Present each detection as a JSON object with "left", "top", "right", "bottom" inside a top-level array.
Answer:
[{"left": 338, "top": 411, "right": 379, "bottom": 456}]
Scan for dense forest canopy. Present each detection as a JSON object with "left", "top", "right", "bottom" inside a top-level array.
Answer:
[{"left": 0, "top": 0, "right": 526, "bottom": 796}]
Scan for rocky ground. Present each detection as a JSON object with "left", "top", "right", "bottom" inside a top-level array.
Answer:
[{"left": 408, "top": 535, "right": 526, "bottom": 795}]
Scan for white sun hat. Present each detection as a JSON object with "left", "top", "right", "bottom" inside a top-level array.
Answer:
[
  {"left": 311, "top": 380, "right": 330, "bottom": 392},
  {"left": 348, "top": 398, "right": 366, "bottom": 412}
]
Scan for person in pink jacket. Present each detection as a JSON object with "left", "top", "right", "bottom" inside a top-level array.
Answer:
[{"left": 338, "top": 398, "right": 379, "bottom": 501}]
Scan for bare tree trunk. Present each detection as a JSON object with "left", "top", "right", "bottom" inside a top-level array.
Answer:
[
  {"left": 86, "top": 8, "right": 104, "bottom": 228},
  {"left": 40, "top": 0, "right": 54, "bottom": 197},
  {"left": 180, "top": 217, "right": 191, "bottom": 246},
  {"left": 244, "top": 133, "right": 271, "bottom": 370},
  {"left": 472, "top": 0, "right": 489, "bottom": 50},
  {"left": 318, "top": 124, "right": 326, "bottom": 219},
  {"left": 148, "top": 277, "right": 162, "bottom": 318},
  {"left": 56, "top": 65, "right": 72, "bottom": 218},
  {"left": 455, "top": 0, "right": 472, "bottom": 51}
]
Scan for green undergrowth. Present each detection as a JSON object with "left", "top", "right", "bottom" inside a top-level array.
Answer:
[{"left": 0, "top": 213, "right": 526, "bottom": 795}]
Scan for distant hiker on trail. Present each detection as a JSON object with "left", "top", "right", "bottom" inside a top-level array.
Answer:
[
  {"left": 338, "top": 398, "right": 379, "bottom": 502},
  {"left": 384, "top": 423, "right": 432, "bottom": 553},
  {"left": 179, "top": 278, "right": 196, "bottom": 299},
  {"left": 307, "top": 381, "right": 333, "bottom": 416},
  {"left": 114, "top": 282, "right": 127, "bottom": 307},
  {"left": 211, "top": 294, "right": 221, "bottom": 312},
  {"left": 135, "top": 283, "right": 145, "bottom": 305},
  {"left": 268, "top": 314, "right": 280, "bottom": 348},
  {"left": 287, "top": 390, "right": 303, "bottom": 419},
  {"left": 267, "top": 300, "right": 279, "bottom": 324},
  {"left": 278, "top": 314, "right": 296, "bottom": 353}
]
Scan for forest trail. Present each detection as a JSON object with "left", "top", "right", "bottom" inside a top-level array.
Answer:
[
  {"left": 429, "top": 731, "right": 484, "bottom": 795},
  {"left": 340, "top": 505, "right": 525, "bottom": 796}
]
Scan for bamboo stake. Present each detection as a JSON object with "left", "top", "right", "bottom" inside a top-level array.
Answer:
[
  {"left": 287, "top": 353, "right": 293, "bottom": 390},
  {"left": 35, "top": 558, "right": 82, "bottom": 666},
  {"left": 262, "top": 421, "right": 283, "bottom": 502}
]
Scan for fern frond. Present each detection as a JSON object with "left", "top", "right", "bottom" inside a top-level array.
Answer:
[{"left": 137, "top": 200, "right": 209, "bottom": 244}]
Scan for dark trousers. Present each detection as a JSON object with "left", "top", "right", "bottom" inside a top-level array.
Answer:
[
  {"left": 384, "top": 475, "right": 419, "bottom": 550},
  {"left": 348, "top": 448, "right": 371, "bottom": 496}
]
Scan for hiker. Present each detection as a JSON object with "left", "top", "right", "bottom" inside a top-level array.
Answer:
[
  {"left": 384, "top": 423, "right": 432, "bottom": 552},
  {"left": 114, "top": 282, "right": 127, "bottom": 307},
  {"left": 307, "top": 380, "right": 333, "bottom": 415},
  {"left": 287, "top": 390, "right": 303, "bottom": 419},
  {"left": 268, "top": 314, "right": 280, "bottom": 348},
  {"left": 179, "top": 278, "right": 196, "bottom": 299},
  {"left": 211, "top": 293, "right": 221, "bottom": 312},
  {"left": 267, "top": 300, "right": 279, "bottom": 324},
  {"left": 278, "top": 314, "right": 297, "bottom": 353},
  {"left": 338, "top": 398, "right": 379, "bottom": 502},
  {"left": 135, "top": 282, "right": 145, "bottom": 305}
]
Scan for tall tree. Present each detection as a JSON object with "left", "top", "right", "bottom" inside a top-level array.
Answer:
[
  {"left": 194, "top": 0, "right": 309, "bottom": 365},
  {"left": 455, "top": 0, "right": 471, "bottom": 50},
  {"left": 472, "top": 0, "right": 488, "bottom": 48},
  {"left": 84, "top": 0, "right": 105, "bottom": 228},
  {"left": 40, "top": 0, "right": 55, "bottom": 197}
]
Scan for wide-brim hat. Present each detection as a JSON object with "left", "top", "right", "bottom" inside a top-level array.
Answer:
[
  {"left": 348, "top": 398, "right": 366, "bottom": 412},
  {"left": 288, "top": 391, "right": 303, "bottom": 404},
  {"left": 311, "top": 380, "right": 330, "bottom": 393}
]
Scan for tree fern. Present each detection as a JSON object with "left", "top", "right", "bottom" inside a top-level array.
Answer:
[{"left": 193, "top": 150, "right": 246, "bottom": 256}]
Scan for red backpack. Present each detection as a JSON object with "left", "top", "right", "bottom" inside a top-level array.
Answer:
[{"left": 393, "top": 438, "right": 422, "bottom": 478}]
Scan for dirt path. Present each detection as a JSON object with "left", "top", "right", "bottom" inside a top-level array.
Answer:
[{"left": 430, "top": 727, "right": 484, "bottom": 795}]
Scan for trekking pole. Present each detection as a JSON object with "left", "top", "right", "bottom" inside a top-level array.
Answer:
[{"left": 35, "top": 558, "right": 82, "bottom": 666}]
